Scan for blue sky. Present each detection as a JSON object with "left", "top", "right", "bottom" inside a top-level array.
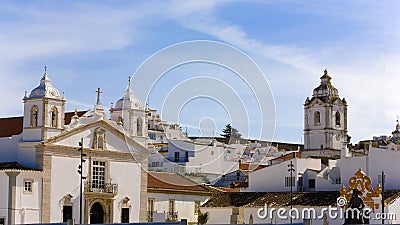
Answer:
[{"left": 1, "top": 1, "right": 400, "bottom": 144}]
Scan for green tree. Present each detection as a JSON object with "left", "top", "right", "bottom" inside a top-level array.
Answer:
[
  {"left": 221, "top": 124, "right": 242, "bottom": 140},
  {"left": 198, "top": 211, "right": 209, "bottom": 225}
]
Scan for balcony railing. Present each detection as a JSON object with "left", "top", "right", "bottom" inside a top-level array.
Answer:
[
  {"left": 84, "top": 181, "right": 118, "bottom": 194},
  {"left": 166, "top": 157, "right": 189, "bottom": 163},
  {"left": 167, "top": 211, "right": 178, "bottom": 221}
]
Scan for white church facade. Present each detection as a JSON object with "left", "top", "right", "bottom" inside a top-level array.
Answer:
[{"left": 0, "top": 69, "right": 150, "bottom": 224}]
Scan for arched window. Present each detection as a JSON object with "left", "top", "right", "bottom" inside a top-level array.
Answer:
[
  {"left": 30, "top": 105, "right": 39, "bottom": 127},
  {"left": 93, "top": 127, "right": 106, "bottom": 150},
  {"left": 137, "top": 118, "right": 142, "bottom": 136},
  {"left": 50, "top": 106, "right": 58, "bottom": 128},
  {"left": 335, "top": 111, "right": 341, "bottom": 126},
  {"left": 314, "top": 111, "right": 321, "bottom": 125},
  {"left": 97, "top": 136, "right": 104, "bottom": 149}
]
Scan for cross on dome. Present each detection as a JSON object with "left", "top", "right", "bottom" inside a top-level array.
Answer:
[{"left": 96, "top": 87, "right": 102, "bottom": 105}]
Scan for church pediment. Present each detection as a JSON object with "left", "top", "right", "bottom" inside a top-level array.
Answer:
[
  {"left": 332, "top": 98, "right": 344, "bottom": 106},
  {"left": 307, "top": 97, "right": 324, "bottom": 106},
  {"left": 45, "top": 120, "right": 149, "bottom": 155}
]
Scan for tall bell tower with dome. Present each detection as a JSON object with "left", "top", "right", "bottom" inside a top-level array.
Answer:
[
  {"left": 22, "top": 67, "right": 66, "bottom": 142},
  {"left": 110, "top": 77, "right": 147, "bottom": 145},
  {"left": 304, "top": 69, "right": 349, "bottom": 151}
]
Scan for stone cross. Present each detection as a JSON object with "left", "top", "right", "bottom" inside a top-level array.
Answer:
[{"left": 96, "top": 87, "right": 102, "bottom": 105}]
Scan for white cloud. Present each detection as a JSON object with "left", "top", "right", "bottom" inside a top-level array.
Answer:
[{"left": 164, "top": 0, "right": 400, "bottom": 143}]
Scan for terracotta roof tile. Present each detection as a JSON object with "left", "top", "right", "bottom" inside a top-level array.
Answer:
[
  {"left": 0, "top": 117, "right": 22, "bottom": 138},
  {"left": 0, "top": 111, "right": 87, "bottom": 138},
  {"left": 0, "top": 161, "right": 38, "bottom": 171},
  {"left": 239, "top": 163, "right": 267, "bottom": 171},
  {"left": 271, "top": 152, "right": 301, "bottom": 163},
  {"left": 202, "top": 190, "right": 400, "bottom": 207},
  {"left": 148, "top": 171, "right": 211, "bottom": 194}
]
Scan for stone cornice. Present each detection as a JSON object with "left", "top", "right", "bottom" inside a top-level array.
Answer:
[
  {"left": 38, "top": 143, "right": 141, "bottom": 163},
  {"left": 45, "top": 119, "right": 150, "bottom": 155}
]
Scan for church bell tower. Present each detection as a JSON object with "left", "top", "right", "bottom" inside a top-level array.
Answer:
[
  {"left": 22, "top": 67, "right": 66, "bottom": 141},
  {"left": 304, "top": 69, "right": 348, "bottom": 151}
]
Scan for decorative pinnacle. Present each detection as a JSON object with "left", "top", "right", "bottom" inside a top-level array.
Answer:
[
  {"left": 127, "top": 75, "right": 132, "bottom": 91},
  {"left": 324, "top": 68, "right": 328, "bottom": 75}
]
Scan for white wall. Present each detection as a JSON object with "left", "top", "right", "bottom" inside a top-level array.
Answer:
[
  {"left": 50, "top": 156, "right": 82, "bottom": 223},
  {"left": 110, "top": 161, "right": 142, "bottom": 223},
  {"left": 187, "top": 145, "right": 238, "bottom": 175},
  {"left": 387, "top": 197, "right": 400, "bottom": 224},
  {"left": 199, "top": 207, "right": 231, "bottom": 224},
  {"left": 149, "top": 192, "right": 210, "bottom": 223},
  {"left": 0, "top": 171, "right": 42, "bottom": 225},
  {"left": 0, "top": 172, "right": 9, "bottom": 224},
  {"left": 50, "top": 155, "right": 144, "bottom": 223},
  {"left": 0, "top": 135, "right": 19, "bottom": 162},
  {"left": 246, "top": 158, "right": 321, "bottom": 192},
  {"left": 367, "top": 148, "right": 400, "bottom": 190},
  {"left": 204, "top": 206, "right": 345, "bottom": 225},
  {"left": 14, "top": 172, "right": 42, "bottom": 224}
]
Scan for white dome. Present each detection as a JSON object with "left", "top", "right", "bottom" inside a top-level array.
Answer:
[
  {"left": 29, "top": 72, "right": 61, "bottom": 99},
  {"left": 112, "top": 82, "right": 143, "bottom": 110}
]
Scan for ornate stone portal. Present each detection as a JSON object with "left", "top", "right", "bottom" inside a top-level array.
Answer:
[{"left": 339, "top": 168, "right": 382, "bottom": 212}]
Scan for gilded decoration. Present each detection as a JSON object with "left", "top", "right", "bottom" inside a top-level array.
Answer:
[{"left": 339, "top": 168, "right": 382, "bottom": 212}]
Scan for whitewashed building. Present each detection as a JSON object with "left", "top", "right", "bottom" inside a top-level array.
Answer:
[
  {"left": 147, "top": 172, "right": 211, "bottom": 223},
  {"left": 201, "top": 190, "right": 400, "bottom": 225},
  {"left": 0, "top": 69, "right": 150, "bottom": 224},
  {"left": 148, "top": 139, "right": 240, "bottom": 176}
]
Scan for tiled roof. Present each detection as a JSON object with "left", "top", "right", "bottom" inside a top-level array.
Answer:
[
  {"left": 210, "top": 187, "right": 241, "bottom": 193},
  {"left": 270, "top": 152, "right": 301, "bottom": 163},
  {"left": 0, "top": 161, "right": 38, "bottom": 171},
  {"left": 202, "top": 190, "right": 400, "bottom": 207},
  {"left": 0, "top": 116, "right": 23, "bottom": 138},
  {"left": 0, "top": 111, "right": 87, "bottom": 138},
  {"left": 148, "top": 171, "right": 211, "bottom": 194},
  {"left": 239, "top": 163, "right": 267, "bottom": 171}
]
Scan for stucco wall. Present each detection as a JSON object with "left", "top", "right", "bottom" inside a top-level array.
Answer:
[{"left": 148, "top": 192, "right": 209, "bottom": 223}]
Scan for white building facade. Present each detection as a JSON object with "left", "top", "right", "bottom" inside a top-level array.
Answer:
[{"left": 0, "top": 69, "right": 150, "bottom": 224}]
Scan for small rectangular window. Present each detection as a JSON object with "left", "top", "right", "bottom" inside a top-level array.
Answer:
[
  {"left": 148, "top": 198, "right": 155, "bottom": 222},
  {"left": 308, "top": 179, "right": 316, "bottom": 189},
  {"left": 24, "top": 180, "right": 33, "bottom": 193},
  {"left": 0, "top": 217, "right": 5, "bottom": 225},
  {"left": 121, "top": 208, "right": 129, "bottom": 223},
  {"left": 63, "top": 205, "right": 73, "bottom": 222}
]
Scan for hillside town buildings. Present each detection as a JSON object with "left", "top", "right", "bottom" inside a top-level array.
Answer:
[{"left": 0, "top": 68, "right": 400, "bottom": 224}]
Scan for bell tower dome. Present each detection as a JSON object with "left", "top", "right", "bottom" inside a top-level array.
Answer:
[
  {"left": 110, "top": 77, "right": 147, "bottom": 145},
  {"left": 22, "top": 67, "right": 66, "bottom": 141}
]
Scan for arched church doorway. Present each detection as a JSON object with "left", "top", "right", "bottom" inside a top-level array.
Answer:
[{"left": 90, "top": 202, "right": 104, "bottom": 224}]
